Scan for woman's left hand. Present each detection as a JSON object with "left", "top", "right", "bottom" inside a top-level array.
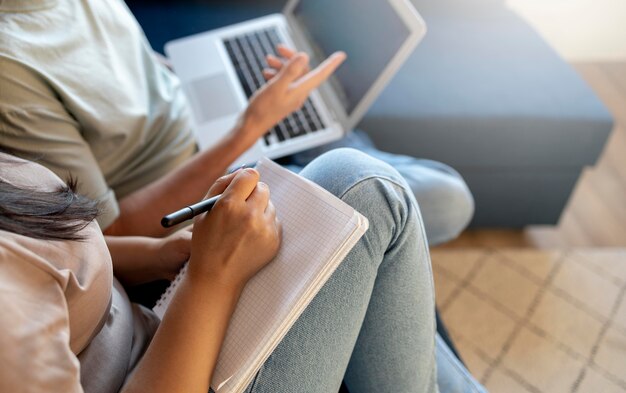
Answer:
[
  {"left": 151, "top": 227, "right": 193, "bottom": 281},
  {"left": 107, "top": 230, "right": 191, "bottom": 286}
]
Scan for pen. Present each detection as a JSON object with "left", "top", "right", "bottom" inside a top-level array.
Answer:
[
  {"left": 161, "top": 162, "right": 257, "bottom": 228},
  {"left": 161, "top": 194, "right": 221, "bottom": 228}
]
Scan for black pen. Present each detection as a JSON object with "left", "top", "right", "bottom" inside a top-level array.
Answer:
[
  {"left": 161, "top": 194, "right": 221, "bottom": 228},
  {"left": 161, "top": 162, "right": 257, "bottom": 228}
]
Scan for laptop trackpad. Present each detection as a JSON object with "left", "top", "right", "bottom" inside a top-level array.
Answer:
[{"left": 184, "top": 74, "right": 241, "bottom": 125}]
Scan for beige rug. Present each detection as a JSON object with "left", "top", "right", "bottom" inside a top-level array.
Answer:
[{"left": 432, "top": 248, "right": 626, "bottom": 392}]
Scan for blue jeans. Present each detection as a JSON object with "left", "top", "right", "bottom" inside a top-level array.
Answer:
[
  {"left": 243, "top": 149, "right": 486, "bottom": 393},
  {"left": 281, "top": 130, "right": 475, "bottom": 246}
]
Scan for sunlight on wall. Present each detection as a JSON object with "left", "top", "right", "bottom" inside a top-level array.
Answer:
[{"left": 506, "top": 0, "right": 626, "bottom": 62}]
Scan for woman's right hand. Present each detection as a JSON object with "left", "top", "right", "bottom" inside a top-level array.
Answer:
[
  {"left": 188, "top": 168, "right": 282, "bottom": 292},
  {"left": 236, "top": 49, "right": 346, "bottom": 146}
]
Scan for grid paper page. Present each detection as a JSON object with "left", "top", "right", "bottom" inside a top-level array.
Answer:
[{"left": 212, "top": 158, "right": 367, "bottom": 392}]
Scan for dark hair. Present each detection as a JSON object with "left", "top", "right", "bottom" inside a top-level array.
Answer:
[{"left": 0, "top": 154, "right": 100, "bottom": 241}]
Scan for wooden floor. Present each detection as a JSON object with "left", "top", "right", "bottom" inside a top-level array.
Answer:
[{"left": 438, "top": 62, "right": 626, "bottom": 249}]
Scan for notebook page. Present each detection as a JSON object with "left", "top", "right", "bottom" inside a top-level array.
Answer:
[{"left": 212, "top": 158, "right": 365, "bottom": 391}]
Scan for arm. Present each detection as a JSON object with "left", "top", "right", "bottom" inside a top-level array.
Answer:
[
  {"left": 105, "top": 50, "right": 346, "bottom": 237},
  {"left": 104, "top": 123, "right": 249, "bottom": 237},
  {"left": 105, "top": 228, "right": 191, "bottom": 287},
  {"left": 122, "top": 168, "right": 281, "bottom": 393}
]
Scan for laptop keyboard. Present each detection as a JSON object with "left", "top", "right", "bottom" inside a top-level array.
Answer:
[{"left": 223, "top": 28, "right": 326, "bottom": 147}]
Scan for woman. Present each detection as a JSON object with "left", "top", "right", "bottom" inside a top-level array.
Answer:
[{"left": 0, "top": 149, "right": 485, "bottom": 392}]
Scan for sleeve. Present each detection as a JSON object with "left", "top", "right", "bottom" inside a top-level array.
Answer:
[
  {"left": 0, "top": 247, "right": 84, "bottom": 393},
  {"left": 0, "top": 58, "right": 119, "bottom": 229}
]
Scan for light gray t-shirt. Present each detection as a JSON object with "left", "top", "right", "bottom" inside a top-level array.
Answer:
[{"left": 0, "top": 0, "right": 197, "bottom": 229}]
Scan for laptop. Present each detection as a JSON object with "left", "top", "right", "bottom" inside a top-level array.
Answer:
[{"left": 165, "top": 0, "right": 426, "bottom": 168}]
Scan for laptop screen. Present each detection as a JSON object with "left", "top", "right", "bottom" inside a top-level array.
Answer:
[{"left": 293, "top": 0, "right": 412, "bottom": 115}]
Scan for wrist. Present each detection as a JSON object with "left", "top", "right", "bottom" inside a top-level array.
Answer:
[
  {"left": 201, "top": 118, "right": 259, "bottom": 173},
  {"left": 186, "top": 256, "right": 247, "bottom": 297},
  {"left": 146, "top": 237, "right": 172, "bottom": 281},
  {"left": 234, "top": 111, "right": 264, "bottom": 147},
  {"left": 107, "top": 236, "right": 167, "bottom": 286}
]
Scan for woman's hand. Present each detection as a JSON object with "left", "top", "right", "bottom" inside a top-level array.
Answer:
[
  {"left": 106, "top": 229, "right": 192, "bottom": 287},
  {"left": 237, "top": 46, "right": 346, "bottom": 145},
  {"left": 261, "top": 45, "right": 312, "bottom": 80},
  {"left": 187, "top": 168, "right": 282, "bottom": 292},
  {"left": 151, "top": 227, "right": 192, "bottom": 281}
]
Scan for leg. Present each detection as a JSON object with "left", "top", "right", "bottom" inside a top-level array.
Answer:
[
  {"left": 283, "top": 131, "right": 475, "bottom": 246},
  {"left": 245, "top": 148, "right": 438, "bottom": 393}
]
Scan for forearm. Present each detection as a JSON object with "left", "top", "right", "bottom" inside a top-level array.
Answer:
[
  {"left": 121, "top": 273, "right": 243, "bottom": 393},
  {"left": 106, "top": 236, "right": 162, "bottom": 287},
  {"left": 105, "top": 120, "right": 258, "bottom": 237}
]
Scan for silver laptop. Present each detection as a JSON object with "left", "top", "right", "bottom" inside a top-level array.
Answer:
[{"left": 165, "top": 0, "right": 427, "bottom": 168}]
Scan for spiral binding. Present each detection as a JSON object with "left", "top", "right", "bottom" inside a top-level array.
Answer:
[{"left": 154, "top": 263, "right": 189, "bottom": 315}]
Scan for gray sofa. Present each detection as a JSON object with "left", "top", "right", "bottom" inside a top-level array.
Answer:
[
  {"left": 129, "top": 0, "right": 613, "bottom": 227},
  {"left": 361, "top": 0, "right": 614, "bottom": 226}
]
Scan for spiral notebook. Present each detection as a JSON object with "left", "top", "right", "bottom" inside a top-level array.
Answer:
[{"left": 153, "top": 157, "right": 368, "bottom": 393}]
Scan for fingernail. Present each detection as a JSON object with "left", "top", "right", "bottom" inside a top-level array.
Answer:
[{"left": 295, "top": 54, "right": 307, "bottom": 64}]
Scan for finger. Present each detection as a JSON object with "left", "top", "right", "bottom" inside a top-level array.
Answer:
[
  {"left": 292, "top": 51, "right": 346, "bottom": 93},
  {"left": 274, "top": 216, "right": 283, "bottom": 242},
  {"left": 247, "top": 181, "right": 271, "bottom": 213},
  {"left": 276, "top": 44, "right": 297, "bottom": 60},
  {"left": 267, "top": 202, "right": 282, "bottom": 241},
  {"left": 265, "top": 202, "right": 281, "bottom": 238},
  {"left": 179, "top": 228, "right": 193, "bottom": 242},
  {"left": 277, "top": 46, "right": 310, "bottom": 75},
  {"left": 275, "top": 53, "right": 310, "bottom": 88},
  {"left": 262, "top": 68, "right": 278, "bottom": 81},
  {"left": 264, "top": 198, "right": 276, "bottom": 219},
  {"left": 266, "top": 54, "right": 283, "bottom": 70},
  {"left": 206, "top": 171, "right": 239, "bottom": 198},
  {"left": 221, "top": 168, "right": 260, "bottom": 202}
]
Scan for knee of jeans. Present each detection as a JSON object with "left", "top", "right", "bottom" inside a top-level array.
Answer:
[
  {"left": 300, "top": 148, "right": 422, "bottom": 257},
  {"left": 298, "top": 147, "right": 408, "bottom": 198},
  {"left": 417, "top": 175, "right": 475, "bottom": 246}
]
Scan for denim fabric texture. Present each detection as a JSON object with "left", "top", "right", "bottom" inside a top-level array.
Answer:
[{"left": 282, "top": 131, "right": 475, "bottom": 246}]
